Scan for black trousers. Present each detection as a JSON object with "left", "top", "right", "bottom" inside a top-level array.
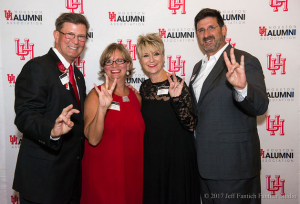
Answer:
[
  {"left": 200, "top": 174, "right": 261, "bottom": 204},
  {"left": 20, "top": 165, "right": 81, "bottom": 204}
]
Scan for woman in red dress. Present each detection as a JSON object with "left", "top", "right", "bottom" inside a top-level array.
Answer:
[{"left": 81, "top": 43, "right": 144, "bottom": 204}]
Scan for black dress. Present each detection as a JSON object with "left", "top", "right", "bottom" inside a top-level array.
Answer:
[{"left": 140, "top": 77, "right": 200, "bottom": 204}]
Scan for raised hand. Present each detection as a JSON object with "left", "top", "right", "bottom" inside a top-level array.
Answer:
[
  {"left": 51, "top": 104, "right": 80, "bottom": 138},
  {"left": 94, "top": 75, "right": 117, "bottom": 109},
  {"left": 167, "top": 72, "right": 185, "bottom": 97},
  {"left": 223, "top": 48, "right": 247, "bottom": 90}
]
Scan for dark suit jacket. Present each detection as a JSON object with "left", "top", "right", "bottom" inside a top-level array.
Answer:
[
  {"left": 13, "top": 48, "right": 86, "bottom": 204},
  {"left": 189, "top": 45, "right": 269, "bottom": 180}
]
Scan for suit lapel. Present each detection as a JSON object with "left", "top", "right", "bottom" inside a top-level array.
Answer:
[
  {"left": 189, "top": 60, "right": 202, "bottom": 109},
  {"left": 197, "top": 45, "right": 232, "bottom": 108}
]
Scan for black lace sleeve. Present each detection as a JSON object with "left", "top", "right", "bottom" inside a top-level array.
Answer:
[{"left": 170, "top": 78, "right": 198, "bottom": 132}]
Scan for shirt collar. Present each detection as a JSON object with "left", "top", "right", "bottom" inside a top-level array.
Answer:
[
  {"left": 202, "top": 43, "right": 229, "bottom": 65},
  {"left": 52, "top": 47, "right": 73, "bottom": 69}
]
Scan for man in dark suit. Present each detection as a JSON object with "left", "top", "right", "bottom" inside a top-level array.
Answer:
[
  {"left": 189, "top": 8, "right": 269, "bottom": 203},
  {"left": 13, "top": 13, "right": 89, "bottom": 204}
]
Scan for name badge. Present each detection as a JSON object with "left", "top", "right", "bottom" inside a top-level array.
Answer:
[
  {"left": 157, "top": 86, "right": 169, "bottom": 96},
  {"left": 108, "top": 101, "right": 120, "bottom": 111},
  {"left": 59, "top": 73, "right": 69, "bottom": 85}
]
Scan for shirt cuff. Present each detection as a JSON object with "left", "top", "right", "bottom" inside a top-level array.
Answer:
[
  {"left": 50, "top": 135, "right": 60, "bottom": 141},
  {"left": 234, "top": 84, "right": 248, "bottom": 102}
]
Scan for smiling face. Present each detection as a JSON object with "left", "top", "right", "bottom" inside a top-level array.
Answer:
[
  {"left": 54, "top": 22, "right": 87, "bottom": 63},
  {"left": 139, "top": 48, "right": 165, "bottom": 77},
  {"left": 196, "top": 17, "right": 227, "bottom": 57},
  {"left": 104, "top": 49, "right": 129, "bottom": 82}
]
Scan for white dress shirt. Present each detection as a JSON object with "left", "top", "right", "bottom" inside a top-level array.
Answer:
[{"left": 192, "top": 43, "right": 247, "bottom": 103}]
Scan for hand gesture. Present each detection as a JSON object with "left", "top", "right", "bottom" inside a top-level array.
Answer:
[
  {"left": 125, "top": 83, "right": 139, "bottom": 94},
  {"left": 51, "top": 104, "right": 80, "bottom": 138},
  {"left": 94, "top": 75, "right": 117, "bottom": 109},
  {"left": 223, "top": 48, "right": 247, "bottom": 90},
  {"left": 167, "top": 72, "right": 185, "bottom": 97}
]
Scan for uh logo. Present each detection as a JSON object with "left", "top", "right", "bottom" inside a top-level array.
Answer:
[
  {"left": 66, "top": 0, "right": 84, "bottom": 14},
  {"left": 266, "top": 175, "right": 285, "bottom": 196},
  {"left": 4, "top": 10, "right": 13, "bottom": 20},
  {"left": 117, "top": 39, "right": 136, "bottom": 60},
  {"left": 10, "top": 135, "right": 22, "bottom": 148},
  {"left": 259, "top": 26, "right": 267, "bottom": 36},
  {"left": 267, "top": 53, "right": 286, "bottom": 75},
  {"left": 225, "top": 38, "right": 236, "bottom": 48},
  {"left": 15, "top": 39, "right": 34, "bottom": 60},
  {"left": 270, "top": 0, "right": 288, "bottom": 12},
  {"left": 266, "top": 115, "right": 285, "bottom": 136},
  {"left": 168, "top": 0, "right": 186, "bottom": 15},
  {"left": 159, "top": 28, "right": 167, "bottom": 38},
  {"left": 7, "top": 74, "right": 16, "bottom": 84},
  {"left": 11, "top": 195, "right": 19, "bottom": 204},
  {"left": 109, "top": 12, "right": 117, "bottom": 22},
  {"left": 74, "top": 56, "right": 86, "bottom": 76},
  {"left": 167, "top": 55, "right": 185, "bottom": 76}
]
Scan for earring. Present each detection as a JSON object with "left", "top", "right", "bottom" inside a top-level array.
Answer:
[{"left": 126, "top": 70, "right": 129, "bottom": 76}]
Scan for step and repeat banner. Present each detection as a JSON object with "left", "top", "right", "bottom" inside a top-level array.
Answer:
[{"left": 0, "top": 0, "right": 299, "bottom": 203}]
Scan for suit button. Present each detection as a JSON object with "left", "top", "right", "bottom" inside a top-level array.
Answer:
[{"left": 77, "top": 156, "right": 80, "bottom": 159}]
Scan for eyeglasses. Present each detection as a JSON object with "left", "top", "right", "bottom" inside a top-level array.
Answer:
[
  {"left": 197, "top": 25, "right": 219, "bottom": 34},
  {"left": 105, "top": 59, "right": 127, "bottom": 66},
  {"left": 57, "top": 30, "right": 88, "bottom": 42}
]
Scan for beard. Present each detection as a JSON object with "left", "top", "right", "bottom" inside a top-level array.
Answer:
[{"left": 200, "top": 35, "right": 224, "bottom": 55}]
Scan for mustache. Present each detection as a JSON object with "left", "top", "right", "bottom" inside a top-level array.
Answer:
[{"left": 203, "top": 36, "right": 215, "bottom": 42}]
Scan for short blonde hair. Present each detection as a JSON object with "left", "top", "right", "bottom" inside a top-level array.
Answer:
[
  {"left": 99, "top": 43, "right": 134, "bottom": 77},
  {"left": 136, "top": 33, "right": 165, "bottom": 59}
]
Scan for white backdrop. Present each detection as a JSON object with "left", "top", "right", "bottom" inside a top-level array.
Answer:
[{"left": 0, "top": 0, "right": 299, "bottom": 203}]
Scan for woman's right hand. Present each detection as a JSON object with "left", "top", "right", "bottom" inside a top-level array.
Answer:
[
  {"left": 94, "top": 75, "right": 117, "bottom": 109},
  {"left": 125, "top": 83, "right": 139, "bottom": 94}
]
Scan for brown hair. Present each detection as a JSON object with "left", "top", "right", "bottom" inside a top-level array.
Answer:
[
  {"left": 194, "top": 8, "right": 224, "bottom": 30},
  {"left": 99, "top": 43, "right": 134, "bottom": 77},
  {"left": 55, "top": 13, "right": 90, "bottom": 33}
]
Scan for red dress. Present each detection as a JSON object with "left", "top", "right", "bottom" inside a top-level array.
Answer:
[{"left": 81, "top": 87, "right": 144, "bottom": 204}]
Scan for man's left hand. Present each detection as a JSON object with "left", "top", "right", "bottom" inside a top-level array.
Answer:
[
  {"left": 51, "top": 104, "right": 80, "bottom": 138},
  {"left": 223, "top": 48, "right": 247, "bottom": 90}
]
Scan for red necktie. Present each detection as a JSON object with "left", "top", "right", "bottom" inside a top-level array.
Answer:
[{"left": 69, "top": 65, "right": 81, "bottom": 108}]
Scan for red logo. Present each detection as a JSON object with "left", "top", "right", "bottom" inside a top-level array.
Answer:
[
  {"left": 15, "top": 38, "right": 34, "bottom": 60},
  {"left": 270, "top": 0, "right": 288, "bottom": 12},
  {"left": 7, "top": 74, "right": 16, "bottom": 84},
  {"left": 225, "top": 38, "right": 236, "bottom": 48},
  {"left": 259, "top": 26, "right": 267, "bottom": 36},
  {"left": 11, "top": 195, "right": 19, "bottom": 204},
  {"left": 74, "top": 56, "right": 86, "bottom": 77},
  {"left": 10, "top": 135, "right": 18, "bottom": 145},
  {"left": 168, "top": 0, "right": 186, "bottom": 15},
  {"left": 260, "top": 149, "right": 265, "bottom": 158},
  {"left": 266, "top": 115, "right": 285, "bottom": 136},
  {"left": 117, "top": 39, "right": 136, "bottom": 60},
  {"left": 167, "top": 55, "right": 186, "bottom": 76},
  {"left": 109, "top": 12, "right": 117, "bottom": 22},
  {"left": 267, "top": 53, "right": 286, "bottom": 75},
  {"left": 159, "top": 28, "right": 167, "bottom": 38},
  {"left": 266, "top": 175, "right": 285, "bottom": 196},
  {"left": 66, "top": 0, "right": 84, "bottom": 14},
  {"left": 4, "top": 10, "right": 13, "bottom": 20}
]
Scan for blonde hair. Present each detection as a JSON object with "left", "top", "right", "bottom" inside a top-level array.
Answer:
[
  {"left": 136, "top": 33, "right": 165, "bottom": 59},
  {"left": 99, "top": 43, "right": 134, "bottom": 77}
]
